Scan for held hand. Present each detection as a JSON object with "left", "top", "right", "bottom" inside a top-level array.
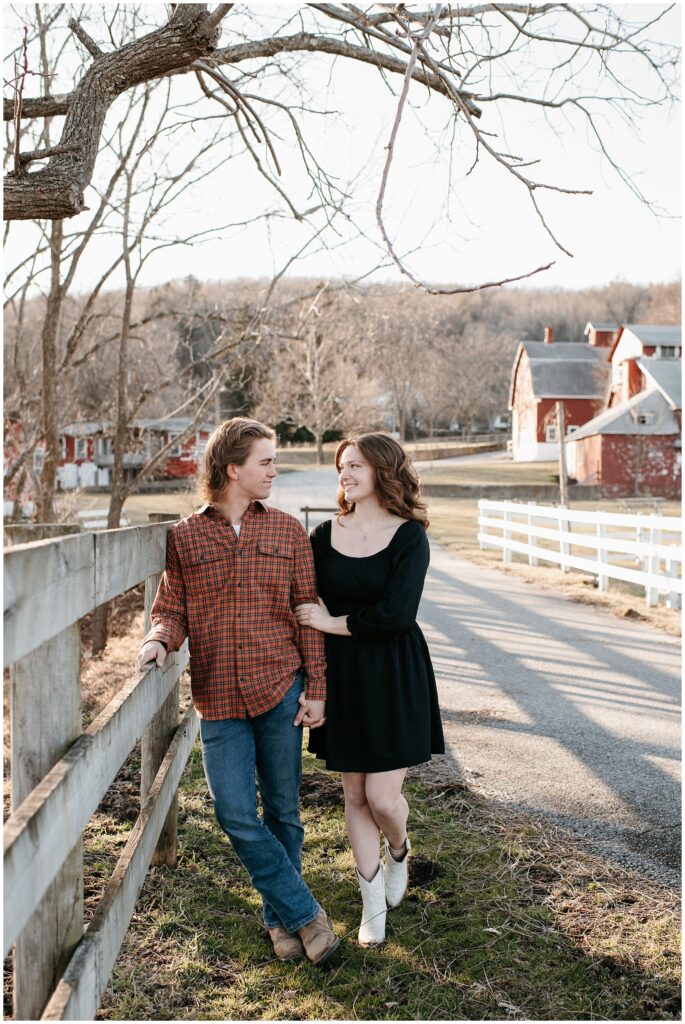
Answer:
[
  {"left": 136, "top": 640, "right": 167, "bottom": 671},
  {"left": 293, "top": 692, "right": 326, "bottom": 730},
  {"left": 294, "top": 597, "right": 331, "bottom": 632}
]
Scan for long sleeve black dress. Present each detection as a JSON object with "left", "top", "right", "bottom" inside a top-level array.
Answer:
[{"left": 307, "top": 518, "right": 445, "bottom": 773}]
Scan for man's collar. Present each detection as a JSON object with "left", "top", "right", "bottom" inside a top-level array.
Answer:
[{"left": 197, "top": 499, "right": 267, "bottom": 516}]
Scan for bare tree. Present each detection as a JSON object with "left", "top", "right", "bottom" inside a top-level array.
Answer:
[
  {"left": 3, "top": 5, "right": 678, "bottom": 291},
  {"left": 256, "top": 285, "right": 376, "bottom": 462}
]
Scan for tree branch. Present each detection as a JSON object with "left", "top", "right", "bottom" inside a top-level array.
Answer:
[
  {"left": 3, "top": 4, "right": 225, "bottom": 221},
  {"left": 68, "top": 18, "right": 103, "bottom": 59}
]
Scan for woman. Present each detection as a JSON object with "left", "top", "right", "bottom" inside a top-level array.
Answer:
[{"left": 295, "top": 433, "right": 444, "bottom": 947}]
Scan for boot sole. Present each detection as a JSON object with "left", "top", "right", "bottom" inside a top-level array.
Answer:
[{"left": 309, "top": 934, "right": 341, "bottom": 966}]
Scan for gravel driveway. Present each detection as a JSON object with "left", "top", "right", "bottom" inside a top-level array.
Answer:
[{"left": 270, "top": 468, "right": 682, "bottom": 887}]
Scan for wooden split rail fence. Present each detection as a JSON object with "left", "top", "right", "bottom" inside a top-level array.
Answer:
[
  {"left": 478, "top": 500, "right": 682, "bottom": 608},
  {"left": 3, "top": 515, "right": 197, "bottom": 1021}
]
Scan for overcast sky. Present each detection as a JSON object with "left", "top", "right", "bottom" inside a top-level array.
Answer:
[{"left": 5, "top": 3, "right": 681, "bottom": 296}]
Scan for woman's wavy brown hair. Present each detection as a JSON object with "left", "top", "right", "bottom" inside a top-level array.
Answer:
[
  {"left": 335, "top": 433, "right": 429, "bottom": 528},
  {"left": 199, "top": 417, "right": 276, "bottom": 504}
]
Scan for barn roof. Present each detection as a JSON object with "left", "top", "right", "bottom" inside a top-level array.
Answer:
[
  {"left": 135, "top": 417, "right": 215, "bottom": 433},
  {"left": 584, "top": 322, "right": 618, "bottom": 333},
  {"left": 60, "top": 421, "right": 109, "bottom": 436},
  {"left": 508, "top": 341, "right": 608, "bottom": 407},
  {"left": 569, "top": 387, "right": 679, "bottom": 441},
  {"left": 621, "top": 324, "right": 681, "bottom": 346},
  {"left": 638, "top": 359, "right": 682, "bottom": 410}
]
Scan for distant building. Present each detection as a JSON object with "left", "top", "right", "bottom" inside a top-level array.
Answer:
[
  {"left": 606, "top": 324, "right": 682, "bottom": 408},
  {"left": 55, "top": 418, "right": 215, "bottom": 489},
  {"left": 508, "top": 326, "right": 609, "bottom": 461},
  {"left": 568, "top": 330, "right": 681, "bottom": 498}
]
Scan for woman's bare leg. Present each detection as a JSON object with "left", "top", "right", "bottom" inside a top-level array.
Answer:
[
  {"left": 341, "top": 771, "right": 382, "bottom": 880},
  {"left": 364, "top": 769, "right": 409, "bottom": 850}
]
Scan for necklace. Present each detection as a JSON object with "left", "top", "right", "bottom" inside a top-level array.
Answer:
[{"left": 352, "top": 517, "right": 395, "bottom": 543}]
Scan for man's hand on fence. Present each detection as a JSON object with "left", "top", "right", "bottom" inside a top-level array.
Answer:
[
  {"left": 137, "top": 641, "right": 167, "bottom": 671},
  {"left": 294, "top": 693, "right": 326, "bottom": 729}
]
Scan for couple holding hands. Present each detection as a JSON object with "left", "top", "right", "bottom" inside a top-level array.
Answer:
[{"left": 136, "top": 417, "right": 444, "bottom": 966}]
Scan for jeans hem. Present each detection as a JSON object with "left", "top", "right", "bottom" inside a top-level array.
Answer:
[{"left": 264, "top": 902, "right": 321, "bottom": 933}]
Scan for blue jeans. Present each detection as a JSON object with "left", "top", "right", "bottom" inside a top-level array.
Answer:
[{"left": 200, "top": 674, "right": 321, "bottom": 932}]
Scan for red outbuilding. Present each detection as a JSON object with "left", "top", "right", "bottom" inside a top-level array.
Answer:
[
  {"left": 508, "top": 326, "right": 610, "bottom": 461},
  {"left": 568, "top": 339, "right": 681, "bottom": 498}
]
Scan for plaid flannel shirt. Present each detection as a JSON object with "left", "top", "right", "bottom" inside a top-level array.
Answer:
[{"left": 144, "top": 500, "right": 327, "bottom": 719}]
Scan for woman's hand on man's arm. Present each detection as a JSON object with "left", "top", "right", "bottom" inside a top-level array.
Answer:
[{"left": 295, "top": 597, "right": 351, "bottom": 636}]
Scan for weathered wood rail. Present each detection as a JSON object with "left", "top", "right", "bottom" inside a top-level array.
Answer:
[{"left": 3, "top": 516, "right": 197, "bottom": 1021}]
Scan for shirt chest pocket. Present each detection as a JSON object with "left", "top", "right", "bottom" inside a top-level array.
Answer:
[
  {"left": 182, "top": 552, "right": 228, "bottom": 594},
  {"left": 254, "top": 541, "right": 293, "bottom": 586}
]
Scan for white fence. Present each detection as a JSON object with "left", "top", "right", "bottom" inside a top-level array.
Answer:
[{"left": 478, "top": 500, "right": 682, "bottom": 609}]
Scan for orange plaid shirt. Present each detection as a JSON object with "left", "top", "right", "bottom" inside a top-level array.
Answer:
[{"left": 144, "top": 501, "right": 327, "bottom": 719}]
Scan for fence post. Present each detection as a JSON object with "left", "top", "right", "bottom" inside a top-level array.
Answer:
[
  {"left": 502, "top": 505, "right": 512, "bottom": 563},
  {"left": 645, "top": 518, "right": 661, "bottom": 608},
  {"left": 665, "top": 558, "right": 681, "bottom": 610},
  {"left": 596, "top": 522, "right": 609, "bottom": 591},
  {"left": 478, "top": 500, "right": 486, "bottom": 550},
  {"left": 142, "top": 513, "right": 182, "bottom": 866},
  {"left": 636, "top": 518, "right": 648, "bottom": 569},
  {"left": 7, "top": 530, "right": 84, "bottom": 1020},
  {"left": 527, "top": 502, "right": 538, "bottom": 566},
  {"left": 558, "top": 509, "right": 570, "bottom": 573}
]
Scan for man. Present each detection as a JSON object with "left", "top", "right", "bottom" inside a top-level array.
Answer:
[{"left": 136, "top": 417, "right": 339, "bottom": 966}]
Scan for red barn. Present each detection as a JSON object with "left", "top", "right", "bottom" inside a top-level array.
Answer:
[
  {"left": 508, "top": 326, "right": 610, "bottom": 461},
  {"left": 607, "top": 325, "right": 682, "bottom": 408},
  {"left": 58, "top": 422, "right": 111, "bottom": 488},
  {"left": 132, "top": 418, "right": 215, "bottom": 480},
  {"left": 569, "top": 352, "right": 681, "bottom": 498}
]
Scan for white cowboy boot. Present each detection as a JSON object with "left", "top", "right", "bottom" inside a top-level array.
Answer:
[
  {"left": 384, "top": 836, "right": 411, "bottom": 908},
  {"left": 356, "top": 861, "right": 386, "bottom": 946}
]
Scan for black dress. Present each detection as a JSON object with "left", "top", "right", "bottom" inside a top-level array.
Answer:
[{"left": 307, "top": 518, "right": 445, "bottom": 773}]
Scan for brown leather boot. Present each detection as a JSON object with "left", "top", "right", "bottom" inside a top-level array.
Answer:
[
  {"left": 297, "top": 909, "right": 340, "bottom": 966},
  {"left": 268, "top": 926, "right": 305, "bottom": 961}
]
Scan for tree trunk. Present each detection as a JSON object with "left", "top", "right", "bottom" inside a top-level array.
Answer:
[
  {"left": 9, "top": 465, "right": 27, "bottom": 523},
  {"left": 316, "top": 434, "right": 324, "bottom": 465},
  {"left": 36, "top": 219, "right": 63, "bottom": 522},
  {"left": 397, "top": 403, "right": 406, "bottom": 442},
  {"left": 94, "top": 249, "right": 135, "bottom": 655}
]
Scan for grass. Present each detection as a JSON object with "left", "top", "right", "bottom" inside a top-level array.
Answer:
[
  {"left": 419, "top": 459, "right": 558, "bottom": 487},
  {"left": 92, "top": 749, "right": 680, "bottom": 1021}
]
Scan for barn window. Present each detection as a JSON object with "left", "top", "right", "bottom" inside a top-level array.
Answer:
[
  {"left": 545, "top": 424, "right": 558, "bottom": 443},
  {"left": 566, "top": 425, "right": 578, "bottom": 436},
  {"left": 33, "top": 448, "right": 44, "bottom": 472},
  {"left": 75, "top": 438, "right": 87, "bottom": 460},
  {"left": 170, "top": 434, "right": 183, "bottom": 456},
  {"left": 636, "top": 412, "right": 654, "bottom": 426}
]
